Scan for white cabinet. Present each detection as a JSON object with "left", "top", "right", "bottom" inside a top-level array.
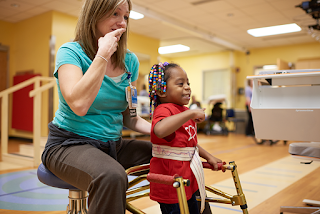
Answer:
[{"left": 247, "top": 70, "right": 320, "bottom": 141}]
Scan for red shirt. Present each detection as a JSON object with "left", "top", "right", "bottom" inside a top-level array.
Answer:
[{"left": 149, "top": 103, "right": 198, "bottom": 204}]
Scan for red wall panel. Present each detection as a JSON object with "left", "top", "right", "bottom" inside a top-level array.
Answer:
[{"left": 12, "top": 73, "right": 41, "bottom": 132}]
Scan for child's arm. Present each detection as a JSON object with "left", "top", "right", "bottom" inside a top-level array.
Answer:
[
  {"left": 197, "top": 144, "right": 222, "bottom": 171},
  {"left": 154, "top": 108, "right": 206, "bottom": 139}
]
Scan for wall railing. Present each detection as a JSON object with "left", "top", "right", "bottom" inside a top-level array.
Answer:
[{"left": 0, "top": 76, "right": 56, "bottom": 167}]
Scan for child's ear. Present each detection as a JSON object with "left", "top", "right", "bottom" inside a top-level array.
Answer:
[{"left": 156, "top": 90, "right": 166, "bottom": 98}]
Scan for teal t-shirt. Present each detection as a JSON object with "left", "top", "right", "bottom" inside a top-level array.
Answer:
[{"left": 52, "top": 42, "right": 139, "bottom": 142}]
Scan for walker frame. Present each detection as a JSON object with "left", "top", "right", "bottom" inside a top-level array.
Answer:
[{"left": 125, "top": 161, "right": 248, "bottom": 214}]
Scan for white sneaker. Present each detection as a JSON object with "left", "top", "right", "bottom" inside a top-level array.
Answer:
[{"left": 213, "top": 123, "right": 222, "bottom": 132}]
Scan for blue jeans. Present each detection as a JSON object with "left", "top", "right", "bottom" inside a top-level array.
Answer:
[{"left": 159, "top": 193, "right": 200, "bottom": 214}]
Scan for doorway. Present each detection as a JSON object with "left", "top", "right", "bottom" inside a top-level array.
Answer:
[{"left": 0, "top": 45, "right": 9, "bottom": 132}]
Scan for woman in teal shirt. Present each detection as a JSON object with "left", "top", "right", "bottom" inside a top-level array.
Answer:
[{"left": 41, "top": 0, "right": 152, "bottom": 213}]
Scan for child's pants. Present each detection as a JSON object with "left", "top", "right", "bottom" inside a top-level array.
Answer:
[{"left": 159, "top": 193, "right": 200, "bottom": 214}]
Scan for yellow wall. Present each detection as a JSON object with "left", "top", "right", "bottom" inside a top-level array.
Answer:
[
  {"left": 15, "top": 12, "right": 52, "bottom": 137},
  {"left": 51, "top": 12, "right": 78, "bottom": 115},
  {"left": 139, "top": 60, "right": 150, "bottom": 76},
  {"left": 127, "top": 31, "right": 160, "bottom": 70},
  {"left": 52, "top": 11, "right": 78, "bottom": 55},
  {"left": 0, "top": 20, "right": 14, "bottom": 47},
  {"left": 0, "top": 20, "right": 15, "bottom": 90},
  {"left": 12, "top": 12, "right": 52, "bottom": 78},
  {"left": 234, "top": 42, "right": 320, "bottom": 109},
  {"left": 0, "top": 12, "right": 52, "bottom": 137}
]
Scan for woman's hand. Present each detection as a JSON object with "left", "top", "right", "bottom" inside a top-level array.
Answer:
[{"left": 97, "top": 28, "right": 126, "bottom": 59}]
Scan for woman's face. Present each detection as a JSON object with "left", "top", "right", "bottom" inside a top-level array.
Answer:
[{"left": 96, "top": 1, "right": 129, "bottom": 39}]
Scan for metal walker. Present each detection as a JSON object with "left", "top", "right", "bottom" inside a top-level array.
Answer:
[{"left": 125, "top": 161, "right": 248, "bottom": 214}]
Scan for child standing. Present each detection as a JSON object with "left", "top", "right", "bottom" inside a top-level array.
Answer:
[{"left": 148, "top": 62, "right": 223, "bottom": 214}]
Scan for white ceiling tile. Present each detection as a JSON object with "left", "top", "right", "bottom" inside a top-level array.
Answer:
[
  {"left": 226, "top": 0, "right": 267, "bottom": 8},
  {"left": 282, "top": 8, "right": 308, "bottom": 20},
  {"left": 204, "top": 20, "right": 237, "bottom": 33},
  {"left": 289, "top": 35, "right": 314, "bottom": 43},
  {"left": 15, "top": 0, "right": 53, "bottom": 5},
  {"left": 25, "top": 6, "right": 51, "bottom": 16},
  {"left": 259, "top": 32, "right": 308, "bottom": 47},
  {"left": 214, "top": 9, "right": 248, "bottom": 21},
  {"left": 0, "top": 6, "right": 20, "bottom": 17},
  {"left": 0, "top": 0, "right": 318, "bottom": 55},
  {"left": 233, "top": 20, "right": 262, "bottom": 30},
  {"left": 9, "top": 10, "right": 35, "bottom": 20},
  {"left": 135, "top": 0, "right": 162, "bottom": 3},
  {"left": 194, "top": 0, "right": 235, "bottom": 13},
  {"left": 217, "top": 26, "right": 243, "bottom": 34},
  {"left": 260, "top": 18, "right": 293, "bottom": 27},
  {"left": 240, "top": 3, "right": 276, "bottom": 15},
  {"left": 158, "top": 41, "right": 225, "bottom": 58},
  {"left": 152, "top": 0, "right": 191, "bottom": 11},
  {"left": 183, "top": 0, "right": 198, "bottom": 3},
  {"left": 174, "top": 6, "right": 205, "bottom": 19},
  {"left": 268, "top": 0, "right": 303, "bottom": 10},
  {"left": 253, "top": 12, "right": 289, "bottom": 23},
  {"left": 0, "top": 0, "right": 35, "bottom": 12},
  {"left": 58, "top": 0, "right": 84, "bottom": 6},
  {"left": 41, "top": 1, "right": 79, "bottom": 13},
  {"left": 290, "top": 35, "right": 317, "bottom": 44},
  {"left": 191, "top": 14, "right": 221, "bottom": 25}
]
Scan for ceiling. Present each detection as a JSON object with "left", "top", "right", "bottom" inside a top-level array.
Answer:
[{"left": 0, "top": 0, "right": 318, "bottom": 58}]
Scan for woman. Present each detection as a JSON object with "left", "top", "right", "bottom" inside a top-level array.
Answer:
[{"left": 41, "top": 0, "right": 152, "bottom": 213}]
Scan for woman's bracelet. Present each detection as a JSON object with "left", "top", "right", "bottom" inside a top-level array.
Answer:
[{"left": 96, "top": 55, "right": 108, "bottom": 63}]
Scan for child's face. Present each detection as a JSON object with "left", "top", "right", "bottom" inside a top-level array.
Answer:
[{"left": 162, "top": 66, "right": 191, "bottom": 106}]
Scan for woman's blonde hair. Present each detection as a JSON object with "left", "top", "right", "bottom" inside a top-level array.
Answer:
[{"left": 74, "top": 0, "right": 131, "bottom": 69}]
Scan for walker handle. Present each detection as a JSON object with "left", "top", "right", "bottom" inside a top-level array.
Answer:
[
  {"left": 147, "top": 173, "right": 179, "bottom": 185},
  {"left": 202, "top": 162, "right": 226, "bottom": 171}
]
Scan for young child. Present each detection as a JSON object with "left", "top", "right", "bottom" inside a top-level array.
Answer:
[{"left": 148, "top": 62, "right": 223, "bottom": 214}]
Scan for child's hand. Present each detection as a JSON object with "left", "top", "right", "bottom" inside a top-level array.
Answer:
[
  {"left": 207, "top": 156, "right": 223, "bottom": 171},
  {"left": 191, "top": 108, "right": 206, "bottom": 123}
]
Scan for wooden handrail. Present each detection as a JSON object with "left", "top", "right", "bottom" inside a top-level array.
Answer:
[
  {"left": 29, "top": 78, "right": 56, "bottom": 97},
  {"left": 0, "top": 76, "right": 54, "bottom": 97},
  {"left": 0, "top": 76, "right": 56, "bottom": 166}
]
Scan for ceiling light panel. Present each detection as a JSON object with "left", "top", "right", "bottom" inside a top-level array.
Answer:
[
  {"left": 247, "top": 23, "right": 301, "bottom": 37},
  {"left": 129, "top": 11, "right": 144, "bottom": 20},
  {"left": 158, "top": 44, "right": 190, "bottom": 54}
]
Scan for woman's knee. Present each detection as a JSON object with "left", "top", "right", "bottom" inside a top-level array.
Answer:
[{"left": 95, "top": 167, "right": 128, "bottom": 188}]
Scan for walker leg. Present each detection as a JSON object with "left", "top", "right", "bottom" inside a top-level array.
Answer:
[
  {"left": 173, "top": 177, "right": 190, "bottom": 214},
  {"left": 229, "top": 161, "right": 248, "bottom": 214}
]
